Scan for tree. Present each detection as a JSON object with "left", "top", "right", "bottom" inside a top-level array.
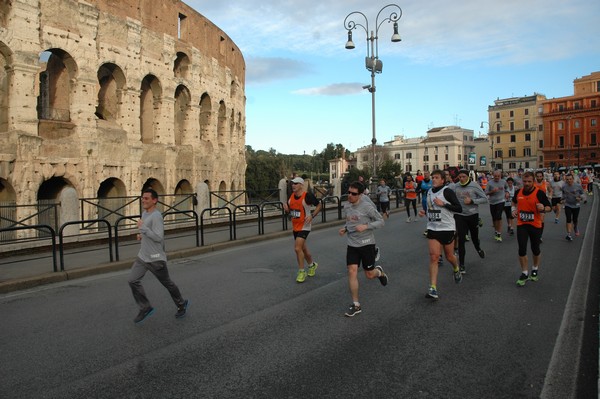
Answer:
[{"left": 377, "top": 159, "right": 403, "bottom": 188}]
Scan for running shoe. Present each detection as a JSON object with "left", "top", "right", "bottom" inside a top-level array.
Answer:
[
  {"left": 465, "top": 234, "right": 470, "bottom": 241},
  {"left": 478, "top": 218, "right": 483, "bottom": 227},
  {"left": 296, "top": 269, "right": 307, "bottom": 283},
  {"left": 453, "top": 267, "right": 463, "bottom": 283},
  {"left": 423, "top": 230, "right": 428, "bottom": 237},
  {"left": 426, "top": 286, "right": 439, "bottom": 300},
  {"left": 509, "top": 228, "right": 514, "bottom": 236},
  {"left": 307, "top": 262, "right": 318, "bottom": 277},
  {"left": 459, "top": 264, "right": 466, "bottom": 274},
  {"left": 529, "top": 270, "right": 538, "bottom": 282},
  {"left": 406, "top": 217, "right": 412, "bottom": 223},
  {"left": 175, "top": 300, "right": 189, "bottom": 319},
  {"left": 438, "top": 255, "right": 443, "bottom": 266},
  {"left": 516, "top": 273, "right": 528, "bottom": 287},
  {"left": 344, "top": 304, "right": 362, "bottom": 317},
  {"left": 554, "top": 218, "right": 559, "bottom": 224},
  {"left": 566, "top": 234, "right": 573, "bottom": 241},
  {"left": 477, "top": 248, "right": 485, "bottom": 259},
  {"left": 134, "top": 307, "right": 155, "bottom": 323},
  {"left": 375, "top": 247, "right": 381, "bottom": 262},
  {"left": 375, "top": 265, "right": 388, "bottom": 286},
  {"left": 494, "top": 233, "right": 503, "bottom": 242}
]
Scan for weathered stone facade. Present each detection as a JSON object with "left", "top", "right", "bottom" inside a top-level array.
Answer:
[{"left": 0, "top": 0, "right": 246, "bottom": 230}]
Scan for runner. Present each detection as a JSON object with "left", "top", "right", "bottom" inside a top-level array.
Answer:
[
  {"left": 534, "top": 171, "right": 549, "bottom": 241},
  {"left": 503, "top": 177, "right": 516, "bottom": 235},
  {"left": 418, "top": 169, "right": 463, "bottom": 299},
  {"left": 485, "top": 170, "right": 509, "bottom": 242},
  {"left": 339, "top": 181, "right": 387, "bottom": 317},
  {"left": 376, "top": 178, "right": 392, "bottom": 219},
  {"left": 453, "top": 169, "right": 488, "bottom": 274},
  {"left": 548, "top": 171, "right": 564, "bottom": 224},
  {"left": 561, "top": 173, "right": 585, "bottom": 241},
  {"left": 282, "top": 177, "right": 322, "bottom": 283},
  {"left": 511, "top": 172, "right": 551, "bottom": 286},
  {"left": 404, "top": 174, "right": 418, "bottom": 222}
]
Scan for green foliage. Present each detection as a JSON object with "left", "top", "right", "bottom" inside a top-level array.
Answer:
[{"left": 377, "top": 159, "right": 403, "bottom": 188}]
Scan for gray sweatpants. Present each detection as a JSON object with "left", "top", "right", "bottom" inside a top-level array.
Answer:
[{"left": 128, "top": 258, "right": 185, "bottom": 311}]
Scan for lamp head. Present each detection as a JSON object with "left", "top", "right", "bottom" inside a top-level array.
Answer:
[
  {"left": 345, "top": 30, "right": 355, "bottom": 49},
  {"left": 391, "top": 22, "right": 401, "bottom": 42}
]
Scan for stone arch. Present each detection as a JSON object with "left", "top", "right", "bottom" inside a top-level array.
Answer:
[
  {"left": 217, "top": 180, "right": 227, "bottom": 207},
  {"left": 174, "top": 84, "right": 191, "bottom": 145},
  {"left": 174, "top": 179, "right": 194, "bottom": 212},
  {"left": 140, "top": 74, "right": 162, "bottom": 144},
  {"left": 0, "top": 2, "right": 10, "bottom": 27},
  {"left": 96, "top": 63, "right": 126, "bottom": 122},
  {"left": 37, "top": 176, "right": 77, "bottom": 233},
  {"left": 203, "top": 179, "right": 211, "bottom": 191},
  {"left": 97, "top": 177, "right": 127, "bottom": 225},
  {"left": 0, "top": 178, "right": 16, "bottom": 238},
  {"left": 141, "top": 178, "right": 165, "bottom": 212},
  {"left": 37, "top": 49, "right": 78, "bottom": 122},
  {"left": 199, "top": 92, "right": 212, "bottom": 142},
  {"left": 173, "top": 52, "right": 190, "bottom": 80},
  {"left": 0, "top": 42, "right": 11, "bottom": 132},
  {"left": 230, "top": 80, "right": 237, "bottom": 98},
  {"left": 217, "top": 100, "right": 226, "bottom": 146},
  {"left": 229, "top": 108, "right": 235, "bottom": 146}
]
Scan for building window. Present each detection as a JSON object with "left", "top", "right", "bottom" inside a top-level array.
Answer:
[
  {"left": 525, "top": 133, "right": 531, "bottom": 141},
  {"left": 445, "top": 153, "right": 448, "bottom": 161},
  {"left": 435, "top": 154, "right": 438, "bottom": 161},
  {"left": 510, "top": 122, "right": 514, "bottom": 131},
  {"left": 525, "top": 162, "right": 530, "bottom": 168},
  {"left": 178, "top": 13, "right": 187, "bottom": 39},
  {"left": 525, "top": 108, "right": 529, "bottom": 115},
  {"left": 509, "top": 148, "right": 516, "bottom": 157},
  {"left": 496, "top": 112, "right": 500, "bottom": 119},
  {"left": 592, "top": 100, "right": 597, "bottom": 108},
  {"left": 574, "top": 135, "right": 580, "bottom": 146},
  {"left": 510, "top": 135, "right": 516, "bottom": 142},
  {"left": 591, "top": 118, "right": 597, "bottom": 126},
  {"left": 510, "top": 110, "right": 514, "bottom": 117},
  {"left": 538, "top": 124, "right": 543, "bottom": 131},
  {"left": 509, "top": 162, "right": 516, "bottom": 169},
  {"left": 394, "top": 153, "right": 401, "bottom": 159},
  {"left": 525, "top": 120, "right": 530, "bottom": 130},
  {"left": 423, "top": 155, "right": 429, "bottom": 161},
  {"left": 539, "top": 140, "right": 544, "bottom": 148},
  {"left": 558, "top": 122, "right": 564, "bottom": 130},
  {"left": 524, "top": 147, "right": 531, "bottom": 156},
  {"left": 574, "top": 102, "right": 581, "bottom": 110},
  {"left": 574, "top": 120, "right": 580, "bottom": 128},
  {"left": 559, "top": 104, "right": 564, "bottom": 111},
  {"left": 496, "top": 136, "right": 500, "bottom": 144},
  {"left": 559, "top": 136, "right": 565, "bottom": 148},
  {"left": 592, "top": 133, "right": 597, "bottom": 146},
  {"left": 592, "top": 152, "right": 597, "bottom": 158},
  {"left": 407, "top": 152, "right": 412, "bottom": 159}
]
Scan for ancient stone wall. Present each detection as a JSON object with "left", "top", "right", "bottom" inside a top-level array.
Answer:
[{"left": 0, "top": 0, "right": 247, "bottom": 231}]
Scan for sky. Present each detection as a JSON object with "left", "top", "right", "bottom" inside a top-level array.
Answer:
[{"left": 186, "top": 0, "right": 600, "bottom": 156}]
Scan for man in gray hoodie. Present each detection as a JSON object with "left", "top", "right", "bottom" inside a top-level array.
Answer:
[
  {"left": 128, "top": 189, "right": 189, "bottom": 324},
  {"left": 339, "top": 181, "right": 387, "bottom": 317},
  {"left": 453, "top": 170, "right": 488, "bottom": 273}
]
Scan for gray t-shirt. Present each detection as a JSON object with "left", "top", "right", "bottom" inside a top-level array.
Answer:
[
  {"left": 486, "top": 178, "right": 508, "bottom": 205},
  {"left": 549, "top": 179, "right": 564, "bottom": 199},
  {"left": 343, "top": 196, "right": 384, "bottom": 248},
  {"left": 138, "top": 209, "right": 167, "bottom": 263},
  {"left": 376, "top": 185, "right": 391, "bottom": 202},
  {"left": 561, "top": 183, "right": 585, "bottom": 208}
]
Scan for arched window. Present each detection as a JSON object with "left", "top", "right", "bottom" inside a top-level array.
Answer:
[
  {"left": 217, "top": 100, "right": 226, "bottom": 146},
  {"left": 96, "top": 63, "right": 126, "bottom": 122},
  {"left": 173, "top": 52, "right": 190, "bottom": 80},
  {"left": 37, "top": 49, "right": 77, "bottom": 122},
  {"left": 199, "top": 93, "right": 212, "bottom": 142},
  {"left": 174, "top": 84, "right": 191, "bottom": 145},
  {"left": 0, "top": 46, "right": 9, "bottom": 132},
  {"left": 140, "top": 75, "right": 162, "bottom": 144}
]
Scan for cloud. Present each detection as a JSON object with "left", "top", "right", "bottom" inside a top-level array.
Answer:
[
  {"left": 246, "top": 57, "right": 313, "bottom": 84},
  {"left": 293, "top": 83, "right": 364, "bottom": 96}
]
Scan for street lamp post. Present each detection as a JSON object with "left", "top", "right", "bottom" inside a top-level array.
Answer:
[
  {"left": 344, "top": 4, "right": 402, "bottom": 180},
  {"left": 480, "top": 121, "right": 502, "bottom": 170}
]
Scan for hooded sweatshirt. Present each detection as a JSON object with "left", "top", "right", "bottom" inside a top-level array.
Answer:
[{"left": 452, "top": 178, "right": 488, "bottom": 217}]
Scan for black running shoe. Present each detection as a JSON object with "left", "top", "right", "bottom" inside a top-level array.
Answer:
[
  {"left": 344, "top": 304, "right": 362, "bottom": 317},
  {"left": 375, "top": 265, "right": 388, "bottom": 286},
  {"left": 134, "top": 307, "right": 155, "bottom": 323},
  {"left": 175, "top": 299, "right": 189, "bottom": 319},
  {"left": 477, "top": 248, "right": 485, "bottom": 259}
]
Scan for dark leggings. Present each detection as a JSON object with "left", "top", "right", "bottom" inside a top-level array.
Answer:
[
  {"left": 517, "top": 224, "right": 542, "bottom": 257},
  {"left": 405, "top": 198, "right": 417, "bottom": 217},
  {"left": 564, "top": 206, "right": 580, "bottom": 225},
  {"left": 454, "top": 214, "right": 481, "bottom": 265}
]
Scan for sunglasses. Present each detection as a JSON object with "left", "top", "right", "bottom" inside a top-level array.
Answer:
[{"left": 347, "top": 191, "right": 360, "bottom": 196}]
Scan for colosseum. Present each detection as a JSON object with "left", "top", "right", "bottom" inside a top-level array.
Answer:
[{"left": 0, "top": 0, "right": 246, "bottom": 236}]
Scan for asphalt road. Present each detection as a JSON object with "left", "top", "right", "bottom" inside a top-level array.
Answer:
[{"left": 0, "top": 196, "right": 597, "bottom": 399}]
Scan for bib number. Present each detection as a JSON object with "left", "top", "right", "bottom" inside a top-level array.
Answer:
[
  {"left": 290, "top": 210, "right": 301, "bottom": 219},
  {"left": 519, "top": 211, "right": 534, "bottom": 222},
  {"left": 428, "top": 210, "right": 441, "bottom": 222}
]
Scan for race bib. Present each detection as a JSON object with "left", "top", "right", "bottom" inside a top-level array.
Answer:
[
  {"left": 290, "top": 210, "right": 301, "bottom": 218},
  {"left": 519, "top": 211, "right": 534, "bottom": 222},
  {"left": 428, "top": 210, "right": 441, "bottom": 222}
]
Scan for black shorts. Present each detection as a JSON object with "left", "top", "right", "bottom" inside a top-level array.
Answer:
[
  {"left": 551, "top": 197, "right": 562, "bottom": 207},
  {"left": 380, "top": 201, "right": 390, "bottom": 213},
  {"left": 426, "top": 230, "right": 455, "bottom": 245},
  {"left": 293, "top": 230, "right": 310, "bottom": 240},
  {"left": 346, "top": 244, "right": 376, "bottom": 270},
  {"left": 490, "top": 203, "right": 504, "bottom": 221}
]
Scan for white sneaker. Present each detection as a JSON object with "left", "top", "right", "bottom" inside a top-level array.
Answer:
[{"left": 406, "top": 217, "right": 412, "bottom": 223}]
